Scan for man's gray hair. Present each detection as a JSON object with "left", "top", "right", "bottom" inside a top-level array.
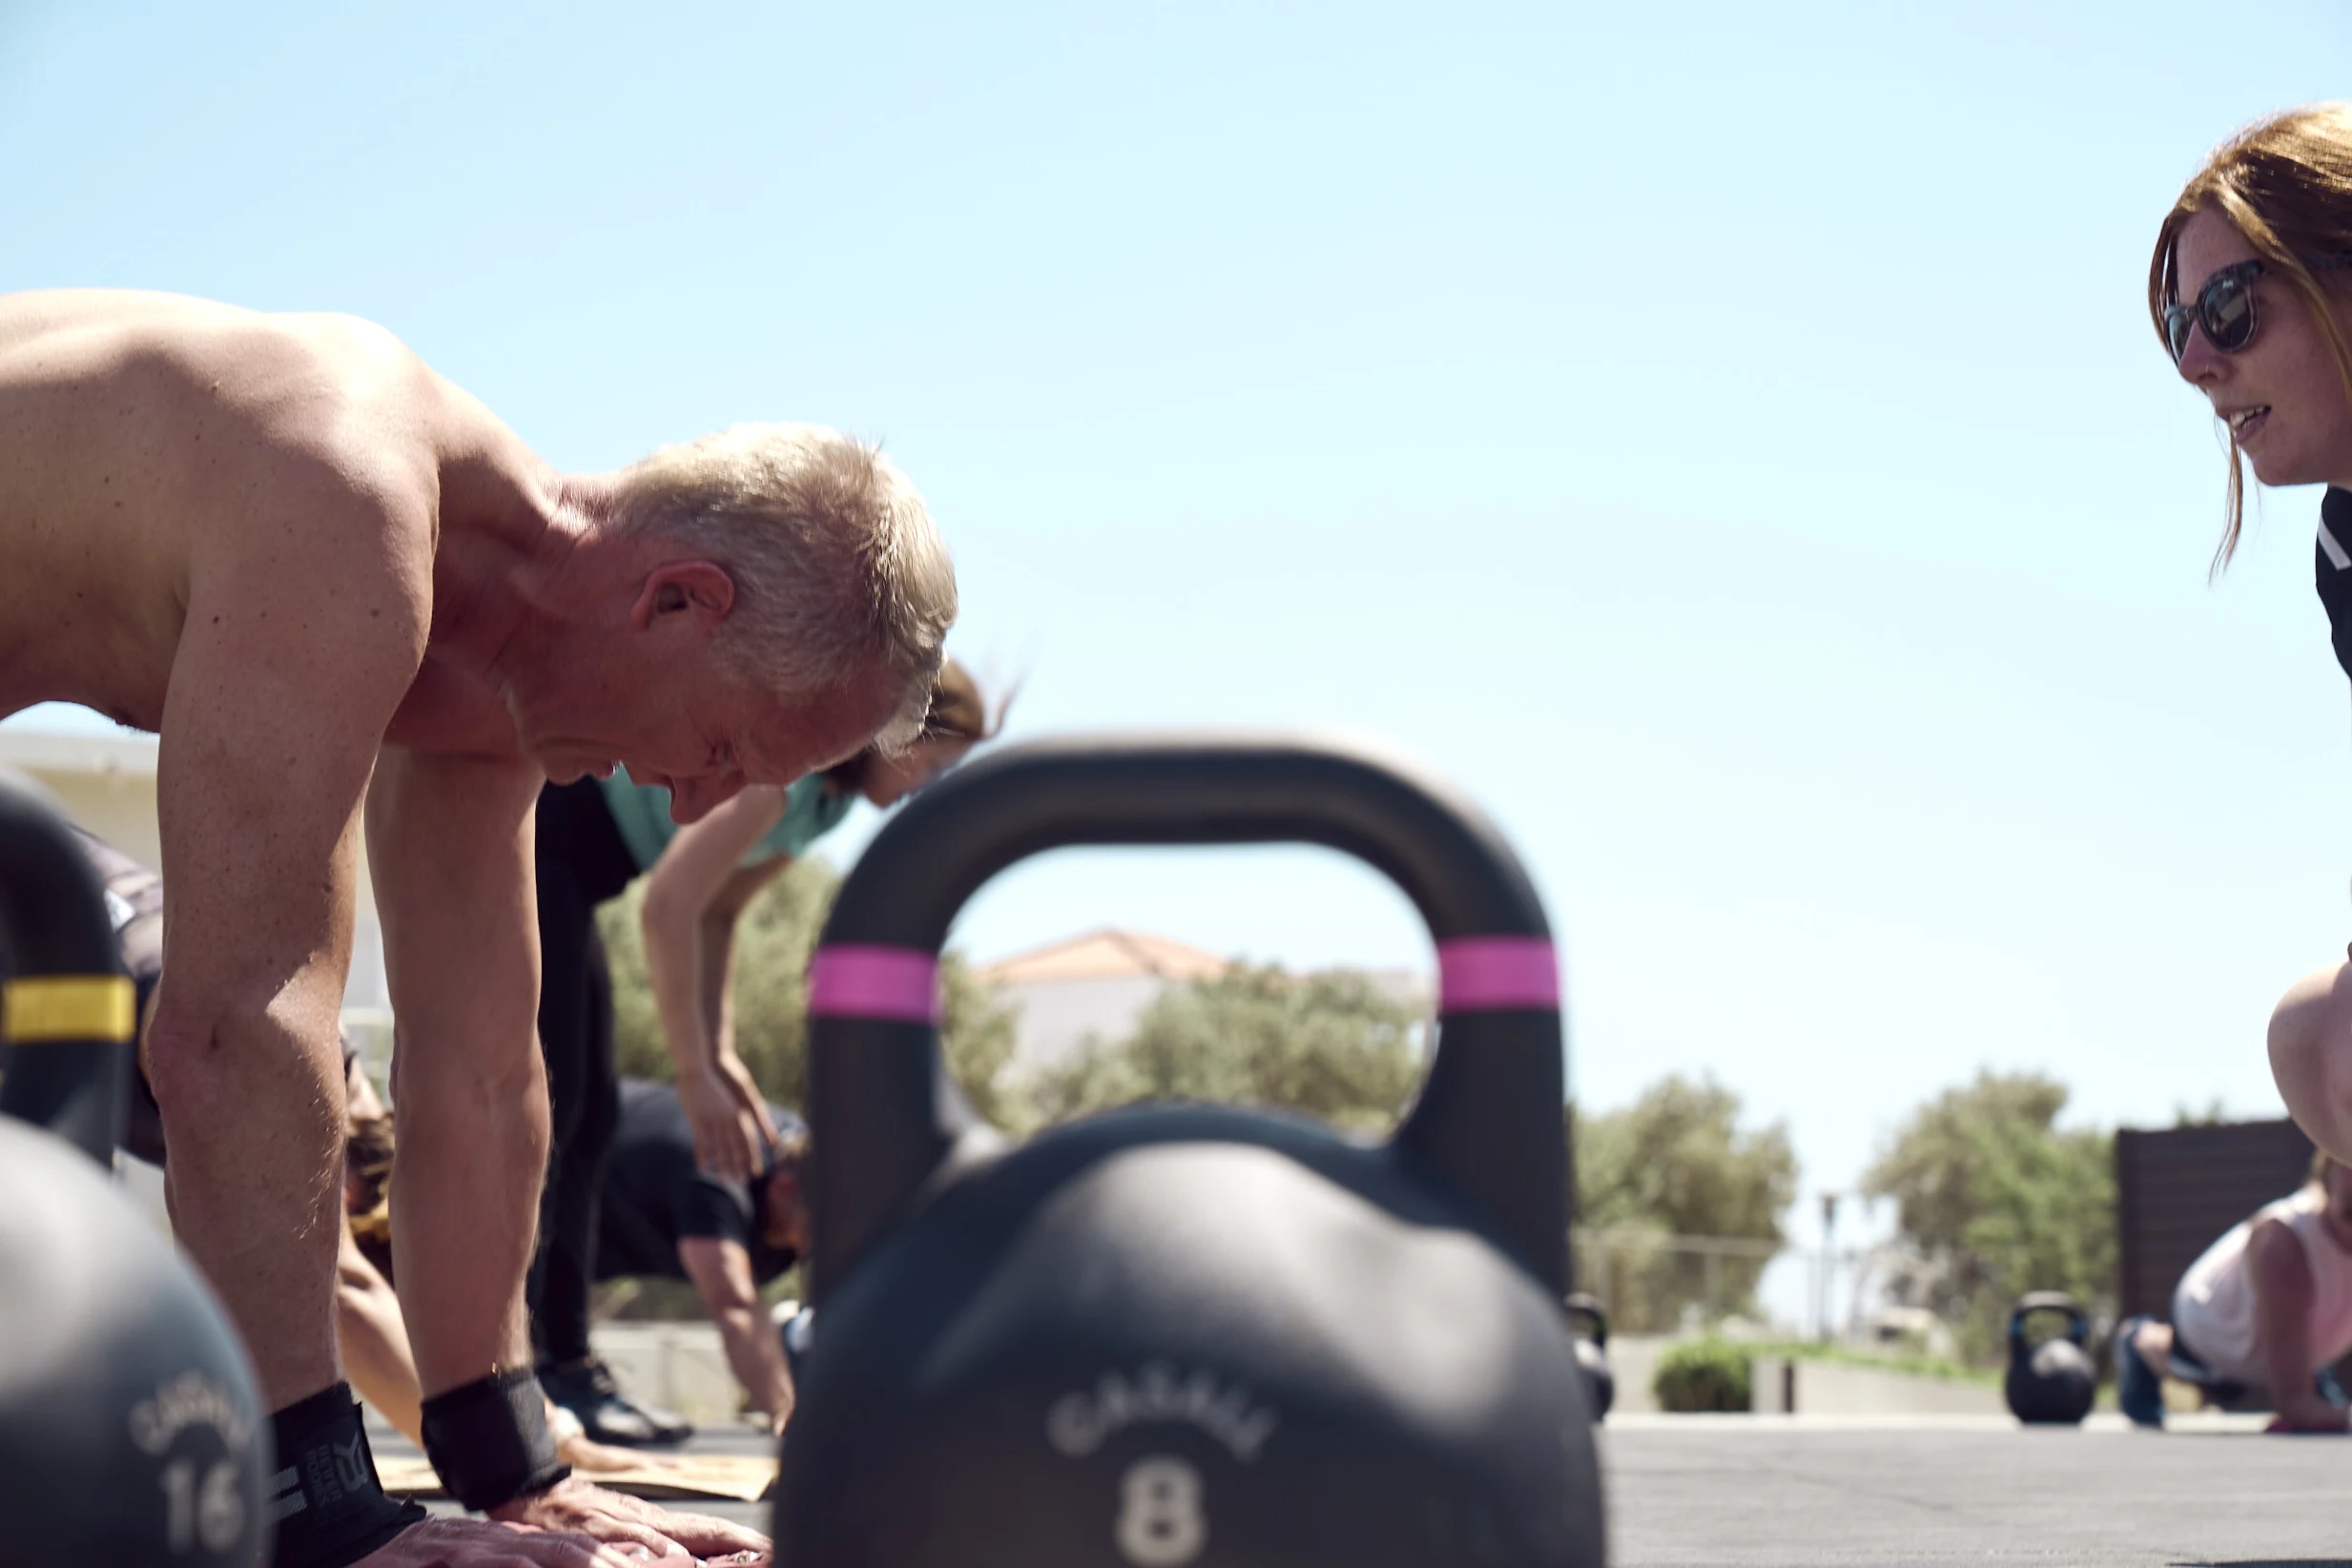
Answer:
[{"left": 609, "top": 423, "right": 957, "bottom": 752}]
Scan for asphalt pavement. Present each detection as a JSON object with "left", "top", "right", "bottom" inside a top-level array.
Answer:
[{"left": 375, "top": 1411, "right": 2352, "bottom": 1565}]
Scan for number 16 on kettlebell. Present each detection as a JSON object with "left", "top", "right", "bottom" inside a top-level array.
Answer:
[{"left": 774, "top": 734, "right": 1607, "bottom": 1567}]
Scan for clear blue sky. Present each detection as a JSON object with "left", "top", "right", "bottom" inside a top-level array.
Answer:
[{"left": 6, "top": 0, "right": 2352, "bottom": 1226}]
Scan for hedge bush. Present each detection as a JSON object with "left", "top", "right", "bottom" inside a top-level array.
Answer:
[{"left": 1652, "top": 1336, "right": 1752, "bottom": 1413}]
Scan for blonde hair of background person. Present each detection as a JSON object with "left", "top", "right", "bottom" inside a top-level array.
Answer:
[
  {"left": 2150, "top": 109, "right": 2352, "bottom": 1171},
  {"left": 640, "top": 658, "right": 1013, "bottom": 1186}
]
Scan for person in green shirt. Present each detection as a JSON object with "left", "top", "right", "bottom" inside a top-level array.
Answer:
[{"left": 529, "top": 658, "right": 1001, "bottom": 1444}]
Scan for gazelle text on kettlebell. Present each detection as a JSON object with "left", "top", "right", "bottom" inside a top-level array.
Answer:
[{"left": 1046, "top": 1363, "right": 1279, "bottom": 1461}]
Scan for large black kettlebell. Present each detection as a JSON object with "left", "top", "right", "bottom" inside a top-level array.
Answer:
[
  {"left": 776, "top": 734, "right": 1603, "bottom": 1568},
  {"left": 1562, "top": 1293, "right": 1614, "bottom": 1421},
  {"left": 0, "top": 774, "right": 269, "bottom": 1563},
  {"left": 2003, "top": 1291, "right": 2096, "bottom": 1427}
]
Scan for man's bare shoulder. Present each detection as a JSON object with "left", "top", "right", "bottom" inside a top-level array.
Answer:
[
  {"left": 0, "top": 288, "right": 416, "bottom": 389},
  {"left": 0, "top": 289, "right": 536, "bottom": 491},
  {"left": 0, "top": 292, "right": 551, "bottom": 736}
]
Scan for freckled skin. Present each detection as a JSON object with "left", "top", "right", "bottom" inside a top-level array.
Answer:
[{"left": 0, "top": 288, "right": 877, "bottom": 1566}]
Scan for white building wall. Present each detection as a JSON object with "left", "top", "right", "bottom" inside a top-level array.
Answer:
[
  {"left": 0, "top": 730, "right": 390, "bottom": 1058},
  {"left": 991, "top": 966, "right": 1434, "bottom": 1073},
  {"left": 997, "top": 974, "right": 1172, "bottom": 1072}
]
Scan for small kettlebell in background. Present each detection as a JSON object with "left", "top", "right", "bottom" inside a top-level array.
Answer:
[{"left": 2003, "top": 1291, "right": 2096, "bottom": 1426}]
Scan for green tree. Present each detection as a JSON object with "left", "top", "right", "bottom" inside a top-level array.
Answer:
[
  {"left": 1571, "top": 1076, "right": 1799, "bottom": 1331},
  {"left": 1862, "top": 1071, "right": 2114, "bottom": 1363},
  {"left": 598, "top": 856, "right": 1017, "bottom": 1116},
  {"left": 1019, "top": 963, "right": 1424, "bottom": 1134}
]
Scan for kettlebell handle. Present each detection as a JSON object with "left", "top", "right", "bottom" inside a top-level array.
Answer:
[
  {"left": 1562, "top": 1291, "right": 1610, "bottom": 1348},
  {"left": 805, "top": 732, "right": 1567, "bottom": 1301},
  {"left": 0, "top": 774, "right": 134, "bottom": 1166},
  {"left": 2009, "top": 1291, "right": 2089, "bottom": 1348}
]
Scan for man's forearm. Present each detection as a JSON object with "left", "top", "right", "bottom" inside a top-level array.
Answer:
[
  {"left": 644, "top": 898, "right": 718, "bottom": 1079},
  {"left": 337, "top": 1231, "right": 424, "bottom": 1448},
  {"left": 148, "top": 1002, "right": 348, "bottom": 1410},
  {"left": 710, "top": 1303, "right": 795, "bottom": 1427},
  {"left": 700, "top": 911, "right": 739, "bottom": 1062},
  {"left": 2262, "top": 1319, "right": 2324, "bottom": 1414},
  {"left": 2249, "top": 1224, "right": 2333, "bottom": 1421},
  {"left": 389, "top": 1049, "right": 546, "bottom": 1392}
]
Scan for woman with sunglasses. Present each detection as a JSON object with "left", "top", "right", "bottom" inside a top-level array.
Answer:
[{"left": 2155, "top": 105, "right": 2352, "bottom": 1209}]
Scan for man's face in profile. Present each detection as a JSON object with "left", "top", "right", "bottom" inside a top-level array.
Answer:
[{"left": 763, "top": 1164, "right": 811, "bottom": 1255}]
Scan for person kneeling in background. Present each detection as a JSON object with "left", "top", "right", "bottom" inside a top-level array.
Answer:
[
  {"left": 583, "top": 1078, "right": 810, "bottom": 1436},
  {"left": 361, "top": 1077, "right": 811, "bottom": 1439},
  {"left": 2115, "top": 1151, "right": 2352, "bottom": 1431}
]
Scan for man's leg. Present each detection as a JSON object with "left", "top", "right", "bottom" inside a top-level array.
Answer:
[
  {"left": 538, "top": 931, "right": 693, "bottom": 1443},
  {"left": 534, "top": 921, "right": 615, "bottom": 1368},
  {"left": 527, "top": 783, "right": 690, "bottom": 1444},
  {"left": 526, "top": 848, "right": 596, "bottom": 1361}
]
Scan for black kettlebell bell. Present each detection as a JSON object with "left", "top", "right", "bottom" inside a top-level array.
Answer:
[
  {"left": 776, "top": 735, "right": 1603, "bottom": 1568},
  {"left": 1562, "top": 1292, "right": 1614, "bottom": 1421},
  {"left": 2003, "top": 1291, "right": 2096, "bottom": 1426},
  {"left": 0, "top": 774, "right": 270, "bottom": 1564}
]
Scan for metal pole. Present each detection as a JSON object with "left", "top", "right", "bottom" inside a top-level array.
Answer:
[{"left": 1818, "top": 1193, "right": 1839, "bottom": 1345}]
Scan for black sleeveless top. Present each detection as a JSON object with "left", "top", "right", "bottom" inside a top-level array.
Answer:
[{"left": 2318, "top": 488, "right": 2352, "bottom": 680}]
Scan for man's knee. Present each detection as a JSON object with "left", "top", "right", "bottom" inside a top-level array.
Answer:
[
  {"left": 2130, "top": 1317, "right": 2173, "bottom": 1367},
  {"left": 2270, "top": 962, "right": 2352, "bottom": 1155},
  {"left": 142, "top": 1005, "right": 335, "bottom": 1129}
]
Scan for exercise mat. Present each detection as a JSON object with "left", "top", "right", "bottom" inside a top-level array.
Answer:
[{"left": 377, "top": 1454, "right": 778, "bottom": 1502}]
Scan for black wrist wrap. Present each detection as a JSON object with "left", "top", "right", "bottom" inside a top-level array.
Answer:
[
  {"left": 420, "top": 1367, "right": 571, "bottom": 1512},
  {"left": 268, "top": 1383, "right": 427, "bottom": 1568}
]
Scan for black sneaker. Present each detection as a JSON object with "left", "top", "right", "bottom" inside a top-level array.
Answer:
[{"left": 538, "top": 1355, "right": 694, "bottom": 1446}]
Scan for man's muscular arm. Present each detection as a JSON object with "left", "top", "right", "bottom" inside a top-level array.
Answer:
[
  {"left": 679, "top": 1235, "right": 796, "bottom": 1434},
  {"left": 369, "top": 754, "right": 770, "bottom": 1563},
  {"left": 367, "top": 748, "right": 548, "bottom": 1393},
  {"left": 2249, "top": 1218, "right": 2349, "bottom": 1431},
  {"left": 142, "top": 505, "right": 423, "bottom": 1412}
]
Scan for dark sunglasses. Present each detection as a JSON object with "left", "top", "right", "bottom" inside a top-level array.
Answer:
[{"left": 2164, "top": 251, "right": 2352, "bottom": 363}]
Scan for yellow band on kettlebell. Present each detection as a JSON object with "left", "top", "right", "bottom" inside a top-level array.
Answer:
[{"left": 2, "top": 975, "right": 136, "bottom": 1043}]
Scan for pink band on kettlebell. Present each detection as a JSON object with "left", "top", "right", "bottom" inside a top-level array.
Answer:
[
  {"left": 1436, "top": 936, "right": 1558, "bottom": 1013},
  {"left": 807, "top": 944, "right": 941, "bottom": 1023}
]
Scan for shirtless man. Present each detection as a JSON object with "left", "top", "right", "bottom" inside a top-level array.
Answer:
[{"left": 0, "top": 289, "right": 958, "bottom": 1567}]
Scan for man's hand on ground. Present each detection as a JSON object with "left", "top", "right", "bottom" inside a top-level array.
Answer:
[
  {"left": 355, "top": 1515, "right": 679, "bottom": 1566},
  {"left": 2264, "top": 1397, "right": 2350, "bottom": 1434},
  {"left": 489, "top": 1475, "right": 770, "bottom": 1562}
]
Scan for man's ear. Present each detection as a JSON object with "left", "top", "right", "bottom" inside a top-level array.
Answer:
[{"left": 629, "top": 560, "right": 737, "bottom": 632}]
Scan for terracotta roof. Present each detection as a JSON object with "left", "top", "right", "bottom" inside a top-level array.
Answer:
[{"left": 975, "top": 927, "right": 1229, "bottom": 984}]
